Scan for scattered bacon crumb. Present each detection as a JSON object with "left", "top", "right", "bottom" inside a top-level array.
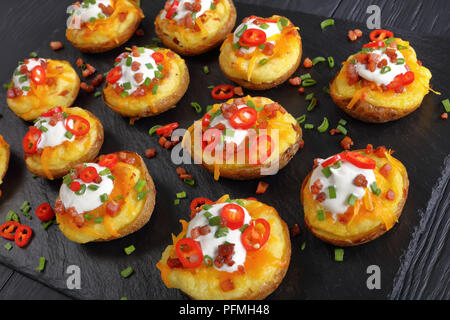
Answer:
[
  {"left": 91, "top": 74, "right": 103, "bottom": 87},
  {"left": 365, "top": 144, "right": 374, "bottom": 154},
  {"left": 311, "top": 179, "right": 323, "bottom": 194},
  {"left": 145, "top": 148, "right": 156, "bottom": 159},
  {"left": 82, "top": 64, "right": 96, "bottom": 78},
  {"left": 340, "top": 136, "right": 354, "bottom": 150},
  {"left": 379, "top": 163, "right": 392, "bottom": 178},
  {"left": 374, "top": 146, "right": 387, "bottom": 158},
  {"left": 441, "top": 113, "right": 448, "bottom": 120},
  {"left": 303, "top": 57, "right": 313, "bottom": 68},
  {"left": 329, "top": 128, "right": 340, "bottom": 136},
  {"left": 316, "top": 192, "right": 326, "bottom": 202},
  {"left": 80, "top": 82, "right": 94, "bottom": 92},
  {"left": 353, "top": 174, "right": 368, "bottom": 188},
  {"left": 76, "top": 58, "right": 84, "bottom": 68},
  {"left": 167, "top": 258, "right": 183, "bottom": 268},
  {"left": 233, "top": 86, "right": 244, "bottom": 96},
  {"left": 256, "top": 181, "right": 269, "bottom": 194},
  {"left": 135, "top": 29, "right": 144, "bottom": 36},
  {"left": 50, "top": 41, "right": 63, "bottom": 51},
  {"left": 176, "top": 167, "right": 194, "bottom": 181},
  {"left": 158, "top": 136, "right": 168, "bottom": 147},
  {"left": 176, "top": 167, "right": 186, "bottom": 175},
  {"left": 348, "top": 30, "right": 357, "bottom": 41},
  {"left": 354, "top": 29, "right": 363, "bottom": 37},
  {"left": 220, "top": 279, "right": 234, "bottom": 292},
  {"left": 298, "top": 87, "right": 305, "bottom": 94},
  {"left": 289, "top": 76, "right": 302, "bottom": 86},
  {"left": 385, "top": 189, "right": 395, "bottom": 200},
  {"left": 290, "top": 224, "right": 301, "bottom": 237}
]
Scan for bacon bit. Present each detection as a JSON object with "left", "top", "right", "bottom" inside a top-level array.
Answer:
[
  {"left": 441, "top": 113, "right": 448, "bottom": 120},
  {"left": 135, "top": 29, "right": 144, "bottom": 37},
  {"left": 256, "top": 181, "right": 269, "bottom": 194},
  {"left": 303, "top": 57, "right": 313, "bottom": 68},
  {"left": 377, "top": 58, "right": 388, "bottom": 69},
  {"left": 221, "top": 103, "right": 238, "bottom": 119},
  {"left": 329, "top": 128, "right": 340, "bottom": 135},
  {"left": 167, "top": 257, "right": 183, "bottom": 268},
  {"left": 76, "top": 58, "right": 84, "bottom": 68},
  {"left": 316, "top": 192, "right": 326, "bottom": 202},
  {"left": 262, "top": 42, "right": 274, "bottom": 56},
  {"left": 94, "top": 176, "right": 102, "bottom": 184},
  {"left": 118, "top": 11, "right": 128, "bottom": 22},
  {"left": 80, "top": 82, "right": 94, "bottom": 92},
  {"left": 365, "top": 144, "right": 374, "bottom": 154},
  {"left": 353, "top": 174, "right": 368, "bottom": 188},
  {"left": 298, "top": 87, "right": 305, "bottom": 94},
  {"left": 179, "top": 174, "right": 193, "bottom": 180},
  {"left": 191, "top": 227, "right": 200, "bottom": 239},
  {"left": 290, "top": 224, "right": 301, "bottom": 237},
  {"left": 289, "top": 76, "right": 302, "bottom": 86},
  {"left": 346, "top": 63, "right": 359, "bottom": 85},
  {"left": 199, "top": 225, "right": 210, "bottom": 235},
  {"left": 215, "top": 243, "right": 235, "bottom": 268},
  {"left": 164, "top": 141, "right": 172, "bottom": 149},
  {"left": 131, "top": 61, "right": 141, "bottom": 72},
  {"left": 263, "top": 102, "right": 281, "bottom": 118},
  {"left": 145, "top": 148, "right": 156, "bottom": 159},
  {"left": 106, "top": 201, "right": 120, "bottom": 217},
  {"left": 176, "top": 167, "right": 186, "bottom": 175},
  {"left": 348, "top": 30, "right": 357, "bottom": 41},
  {"left": 385, "top": 189, "right": 395, "bottom": 200},
  {"left": 158, "top": 136, "right": 168, "bottom": 147},
  {"left": 374, "top": 146, "right": 387, "bottom": 158},
  {"left": 54, "top": 199, "right": 65, "bottom": 215},
  {"left": 82, "top": 64, "right": 96, "bottom": 78},
  {"left": 311, "top": 179, "right": 323, "bottom": 194},
  {"left": 59, "top": 90, "right": 69, "bottom": 96},
  {"left": 354, "top": 29, "right": 363, "bottom": 37},
  {"left": 257, "top": 120, "right": 268, "bottom": 129},
  {"left": 7, "top": 88, "right": 16, "bottom": 98},
  {"left": 233, "top": 86, "right": 244, "bottom": 96},
  {"left": 220, "top": 279, "right": 234, "bottom": 292},
  {"left": 238, "top": 265, "right": 246, "bottom": 274},
  {"left": 99, "top": 3, "right": 114, "bottom": 16},
  {"left": 340, "top": 136, "right": 354, "bottom": 150},
  {"left": 134, "top": 72, "right": 144, "bottom": 83},
  {"left": 212, "top": 123, "right": 226, "bottom": 131},
  {"left": 50, "top": 41, "right": 63, "bottom": 51},
  {"left": 379, "top": 163, "right": 392, "bottom": 178},
  {"left": 91, "top": 74, "right": 103, "bottom": 87},
  {"left": 67, "top": 207, "right": 84, "bottom": 228}
]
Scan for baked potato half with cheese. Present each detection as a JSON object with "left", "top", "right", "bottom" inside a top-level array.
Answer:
[
  {"left": 66, "top": 0, "right": 144, "bottom": 53},
  {"left": 6, "top": 58, "right": 80, "bottom": 121},
  {"left": 219, "top": 15, "right": 302, "bottom": 90},
  {"left": 330, "top": 35, "right": 432, "bottom": 123},
  {"left": 103, "top": 46, "right": 189, "bottom": 123},
  {"left": 23, "top": 107, "right": 104, "bottom": 180},
  {"left": 182, "top": 96, "right": 303, "bottom": 180},
  {"left": 0, "top": 135, "right": 10, "bottom": 196},
  {"left": 155, "top": 0, "right": 237, "bottom": 56},
  {"left": 157, "top": 194, "right": 291, "bottom": 300},
  {"left": 301, "top": 145, "right": 409, "bottom": 246},
  {"left": 55, "top": 151, "right": 156, "bottom": 243}
]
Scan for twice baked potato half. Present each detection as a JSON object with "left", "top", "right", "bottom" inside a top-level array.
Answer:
[
  {"left": 55, "top": 151, "right": 156, "bottom": 243},
  {"left": 23, "top": 107, "right": 104, "bottom": 180},
  {"left": 155, "top": 0, "right": 237, "bottom": 56},
  {"left": 219, "top": 15, "right": 302, "bottom": 90},
  {"left": 103, "top": 46, "right": 189, "bottom": 122},
  {"left": 330, "top": 34, "right": 432, "bottom": 123},
  {"left": 157, "top": 194, "right": 291, "bottom": 300},
  {"left": 66, "top": 0, "right": 144, "bottom": 53},
  {"left": 182, "top": 96, "right": 303, "bottom": 180},
  {"left": 0, "top": 135, "right": 10, "bottom": 196},
  {"left": 301, "top": 145, "right": 409, "bottom": 246},
  {"left": 6, "top": 58, "right": 80, "bottom": 121}
]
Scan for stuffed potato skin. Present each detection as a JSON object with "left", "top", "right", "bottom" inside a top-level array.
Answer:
[
  {"left": 182, "top": 96, "right": 303, "bottom": 180},
  {"left": 157, "top": 195, "right": 291, "bottom": 300},
  {"left": 219, "top": 15, "right": 302, "bottom": 90},
  {"left": 24, "top": 107, "right": 104, "bottom": 180},
  {"left": 301, "top": 148, "right": 409, "bottom": 246},
  {"left": 55, "top": 151, "right": 156, "bottom": 243},
  {"left": 6, "top": 60, "right": 80, "bottom": 121},
  {"left": 66, "top": 0, "right": 144, "bottom": 53},
  {"left": 330, "top": 38, "right": 432, "bottom": 123},
  {"left": 0, "top": 135, "right": 10, "bottom": 192},
  {"left": 103, "top": 48, "right": 189, "bottom": 122},
  {"left": 155, "top": 0, "right": 237, "bottom": 56}
]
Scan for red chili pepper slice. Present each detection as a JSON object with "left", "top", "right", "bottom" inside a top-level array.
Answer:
[
  {"left": 387, "top": 71, "right": 415, "bottom": 90},
  {"left": 321, "top": 154, "right": 343, "bottom": 168},
  {"left": 106, "top": 201, "right": 120, "bottom": 217},
  {"left": 221, "top": 204, "right": 245, "bottom": 230},
  {"left": 99, "top": 153, "right": 118, "bottom": 169},
  {"left": 249, "top": 134, "right": 275, "bottom": 165},
  {"left": 211, "top": 84, "right": 235, "bottom": 100},
  {"left": 23, "top": 127, "right": 42, "bottom": 154},
  {"left": 79, "top": 166, "right": 99, "bottom": 183},
  {"left": 155, "top": 122, "right": 179, "bottom": 136},
  {"left": 70, "top": 181, "right": 81, "bottom": 192},
  {"left": 106, "top": 66, "right": 122, "bottom": 84},
  {"left": 152, "top": 52, "right": 164, "bottom": 63},
  {"left": 165, "top": 0, "right": 179, "bottom": 19},
  {"left": 0, "top": 221, "right": 21, "bottom": 240},
  {"left": 35, "top": 203, "right": 55, "bottom": 222},
  {"left": 65, "top": 115, "right": 90, "bottom": 136},
  {"left": 254, "top": 17, "right": 278, "bottom": 23},
  {"left": 401, "top": 71, "right": 415, "bottom": 86},
  {"left": 190, "top": 197, "right": 214, "bottom": 218},
  {"left": 202, "top": 113, "right": 211, "bottom": 127},
  {"left": 14, "top": 225, "right": 33, "bottom": 248},
  {"left": 175, "top": 238, "right": 203, "bottom": 268},
  {"left": 239, "top": 28, "right": 267, "bottom": 47},
  {"left": 363, "top": 41, "right": 386, "bottom": 48},
  {"left": 229, "top": 107, "right": 258, "bottom": 130},
  {"left": 241, "top": 219, "right": 270, "bottom": 251},
  {"left": 41, "top": 106, "right": 63, "bottom": 117},
  {"left": 370, "top": 29, "right": 394, "bottom": 42},
  {"left": 342, "top": 152, "right": 376, "bottom": 169},
  {"left": 30, "top": 65, "right": 47, "bottom": 85}
]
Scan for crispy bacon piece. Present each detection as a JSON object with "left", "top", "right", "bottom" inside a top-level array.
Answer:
[
  {"left": 311, "top": 179, "right": 323, "bottom": 194},
  {"left": 348, "top": 30, "right": 357, "bottom": 41},
  {"left": 145, "top": 148, "right": 156, "bottom": 158},
  {"left": 215, "top": 243, "right": 235, "bottom": 268},
  {"left": 303, "top": 57, "right": 312, "bottom": 68},
  {"left": 220, "top": 279, "right": 234, "bottom": 292},
  {"left": 54, "top": 199, "right": 65, "bottom": 215},
  {"left": 167, "top": 257, "right": 183, "bottom": 268},
  {"left": 340, "top": 136, "right": 354, "bottom": 150},
  {"left": 256, "top": 181, "right": 269, "bottom": 194},
  {"left": 76, "top": 58, "right": 84, "bottom": 68},
  {"left": 67, "top": 207, "right": 84, "bottom": 228},
  {"left": 290, "top": 223, "right": 301, "bottom": 237},
  {"left": 80, "top": 82, "right": 94, "bottom": 92},
  {"left": 82, "top": 64, "right": 96, "bottom": 78},
  {"left": 385, "top": 189, "right": 395, "bottom": 200},
  {"left": 346, "top": 63, "right": 359, "bottom": 85},
  {"left": 50, "top": 41, "right": 63, "bottom": 51},
  {"left": 365, "top": 144, "right": 374, "bottom": 154},
  {"left": 91, "top": 74, "right": 103, "bottom": 87},
  {"left": 221, "top": 103, "right": 238, "bottom": 119},
  {"left": 262, "top": 42, "right": 274, "bottom": 56},
  {"left": 353, "top": 174, "right": 368, "bottom": 188},
  {"left": 379, "top": 163, "right": 392, "bottom": 177},
  {"left": 118, "top": 11, "right": 128, "bottom": 22},
  {"left": 374, "top": 146, "right": 387, "bottom": 158},
  {"left": 263, "top": 102, "right": 281, "bottom": 118},
  {"left": 233, "top": 86, "right": 244, "bottom": 96},
  {"left": 99, "top": 3, "right": 114, "bottom": 16},
  {"left": 289, "top": 76, "right": 302, "bottom": 86},
  {"left": 316, "top": 192, "right": 326, "bottom": 202}
]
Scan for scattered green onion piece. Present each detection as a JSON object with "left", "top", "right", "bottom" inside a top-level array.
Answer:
[
  {"left": 120, "top": 266, "right": 134, "bottom": 278},
  {"left": 328, "top": 186, "right": 337, "bottom": 199},
  {"left": 149, "top": 125, "right": 162, "bottom": 136},
  {"left": 396, "top": 58, "right": 405, "bottom": 65},
  {"left": 300, "top": 73, "right": 311, "bottom": 80},
  {"left": 208, "top": 216, "right": 221, "bottom": 226},
  {"left": 75, "top": 184, "right": 87, "bottom": 195},
  {"left": 114, "top": 195, "right": 124, "bottom": 201},
  {"left": 137, "top": 191, "right": 149, "bottom": 200},
  {"left": 29, "top": 51, "right": 38, "bottom": 58},
  {"left": 93, "top": 217, "right": 103, "bottom": 224},
  {"left": 336, "top": 124, "right": 347, "bottom": 135},
  {"left": 94, "top": 91, "right": 102, "bottom": 98},
  {"left": 258, "top": 58, "right": 268, "bottom": 66},
  {"left": 312, "top": 56, "right": 326, "bottom": 66},
  {"left": 203, "top": 211, "right": 213, "bottom": 219},
  {"left": 317, "top": 117, "right": 329, "bottom": 133},
  {"left": 134, "top": 179, "right": 146, "bottom": 192},
  {"left": 328, "top": 56, "right": 335, "bottom": 68},
  {"left": 307, "top": 98, "right": 318, "bottom": 111},
  {"left": 100, "top": 193, "right": 108, "bottom": 202},
  {"left": 84, "top": 213, "right": 94, "bottom": 221},
  {"left": 174, "top": 199, "right": 180, "bottom": 205},
  {"left": 347, "top": 194, "right": 357, "bottom": 205},
  {"left": 183, "top": 178, "right": 195, "bottom": 186},
  {"left": 100, "top": 168, "right": 111, "bottom": 176},
  {"left": 88, "top": 184, "right": 99, "bottom": 191},
  {"left": 215, "top": 226, "right": 229, "bottom": 238},
  {"left": 320, "top": 18, "right": 335, "bottom": 31},
  {"left": 5, "top": 210, "right": 20, "bottom": 223},
  {"left": 304, "top": 123, "right": 314, "bottom": 129},
  {"left": 370, "top": 182, "right": 381, "bottom": 196},
  {"left": 39, "top": 126, "right": 48, "bottom": 132},
  {"left": 334, "top": 248, "right": 344, "bottom": 262},
  {"left": 204, "top": 255, "right": 214, "bottom": 267},
  {"left": 176, "top": 191, "right": 186, "bottom": 199},
  {"left": 65, "top": 130, "right": 73, "bottom": 139},
  {"left": 381, "top": 66, "right": 391, "bottom": 74},
  {"left": 203, "top": 66, "right": 209, "bottom": 74},
  {"left": 235, "top": 24, "right": 247, "bottom": 38},
  {"left": 190, "top": 102, "right": 202, "bottom": 113},
  {"left": 305, "top": 93, "right": 315, "bottom": 101},
  {"left": 322, "top": 166, "right": 332, "bottom": 178},
  {"left": 397, "top": 44, "right": 408, "bottom": 50},
  {"left": 317, "top": 210, "right": 325, "bottom": 221},
  {"left": 302, "top": 79, "right": 317, "bottom": 87},
  {"left": 124, "top": 245, "right": 136, "bottom": 255},
  {"left": 442, "top": 99, "right": 450, "bottom": 112},
  {"left": 301, "top": 242, "right": 306, "bottom": 250},
  {"left": 42, "top": 219, "right": 54, "bottom": 230},
  {"left": 323, "top": 86, "right": 330, "bottom": 94},
  {"left": 338, "top": 119, "right": 347, "bottom": 126},
  {"left": 296, "top": 114, "right": 306, "bottom": 124},
  {"left": 4, "top": 243, "right": 12, "bottom": 251},
  {"left": 36, "top": 257, "right": 46, "bottom": 272}
]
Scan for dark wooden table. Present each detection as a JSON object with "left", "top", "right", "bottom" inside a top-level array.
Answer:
[{"left": 0, "top": 0, "right": 448, "bottom": 300}]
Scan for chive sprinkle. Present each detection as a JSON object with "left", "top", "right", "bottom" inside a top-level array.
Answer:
[
  {"left": 317, "top": 117, "right": 329, "bottom": 133},
  {"left": 300, "top": 73, "right": 311, "bottom": 80},
  {"left": 134, "top": 179, "right": 146, "bottom": 192},
  {"left": 304, "top": 123, "right": 314, "bottom": 129},
  {"left": 322, "top": 166, "right": 332, "bottom": 178},
  {"left": 328, "top": 186, "right": 337, "bottom": 199},
  {"left": 296, "top": 114, "right": 306, "bottom": 124},
  {"left": 120, "top": 266, "right": 134, "bottom": 278},
  {"left": 307, "top": 98, "right": 318, "bottom": 111},
  {"left": 328, "top": 56, "right": 335, "bottom": 68},
  {"left": 149, "top": 125, "right": 162, "bottom": 136},
  {"left": 442, "top": 99, "right": 450, "bottom": 113},
  {"left": 302, "top": 79, "right": 317, "bottom": 87},
  {"left": 347, "top": 193, "right": 357, "bottom": 205},
  {"left": 36, "top": 257, "right": 46, "bottom": 272},
  {"left": 203, "top": 66, "right": 209, "bottom": 74},
  {"left": 174, "top": 199, "right": 180, "bottom": 205},
  {"left": 4, "top": 243, "right": 12, "bottom": 251},
  {"left": 124, "top": 245, "right": 136, "bottom": 255},
  {"left": 312, "top": 56, "right": 326, "bottom": 66},
  {"left": 305, "top": 93, "right": 315, "bottom": 101},
  {"left": 336, "top": 124, "right": 347, "bottom": 135},
  {"left": 176, "top": 191, "right": 186, "bottom": 199},
  {"left": 320, "top": 18, "right": 335, "bottom": 31},
  {"left": 317, "top": 209, "right": 325, "bottom": 221},
  {"left": 190, "top": 102, "right": 202, "bottom": 113},
  {"left": 334, "top": 248, "right": 344, "bottom": 262}
]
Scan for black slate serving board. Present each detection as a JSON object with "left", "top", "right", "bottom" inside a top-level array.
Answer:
[{"left": 0, "top": 0, "right": 449, "bottom": 300}]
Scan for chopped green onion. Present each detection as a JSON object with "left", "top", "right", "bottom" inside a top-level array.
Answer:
[
  {"left": 334, "top": 248, "right": 344, "bottom": 262},
  {"left": 124, "top": 245, "right": 135, "bottom": 255},
  {"left": 397, "top": 44, "right": 408, "bottom": 50},
  {"left": 208, "top": 216, "right": 221, "bottom": 226},
  {"left": 300, "top": 73, "right": 311, "bottom": 80},
  {"left": 149, "top": 125, "right": 162, "bottom": 136},
  {"left": 145, "top": 63, "right": 153, "bottom": 69},
  {"left": 94, "top": 91, "right": 102, "bottom": 98},
  {"left": 396, "top": 58, "right": 405, "bottom": 65},
  {"left": 235, "top": 24, "right": 247, "bottom": 38},
  {"left": 39, "top": 126, "right": 48, "bottom": 132},
  {"left": 203, "top": 211, "right": 213, "bottom": 219},
  {"left": 134, "top": 179, "right": 146, "bottom": 192},
  {"left": 210, "top": 3, "right": 216, "bottom": 10},
  {"left": 320, "top": 18, "right": 335, "bottom": 31},
  {"left": 87, "top": 184, "right": 99, "bottom": 191},
  {"left": 296, "top": 114, "right": 306, "bottom": 124},
  {"left": 312, "top": 56, "right": 326, "bottom": 66},
  {"left": 322, "top": 166, "right": 332, "bottom": 178},
  {"left": 75, "top": 184, "right": 87, "bottom": 195},
  {"left": 328, "top": 186, "right": 337, "bottom": 199},
  {"left": 302, "top": 79, "right": 317, "bottom": 87},
  {"left": 381, "top": 66, "right": 391, "bottom": 74},
  {"left": 137, "top": 191, "right": 149, "bottom": 200},
  {"left": 202, "top": 204, "right": 213, "bottom": 210},
  {"left": 323, "top": 86, "right": 330, "bottom": 94},
  {"left": 336, "top": 124, "right": 347, "bottom": 135},
  {"left": 305, "top": 93, "right": 315, "bottom": 101},
  {"left": 442, "top": 99, "right": 450, "bottom": 112},
  {"left": 42, "top": 219, "right": 54, "bottom": 230},
  {"left": 29, "top": 51, "right": 38, "bottom": 58},
  {"left": 246, "top": 100, "right": 256, "bottom": 108},
  {"left": 36, "top": 257, "right": 46, "bottom": 272},
  {"left": 279, "top": 17, "right": 289, "bottom": 27},
  {"left": 370, "top": 182, "right": 381, "bottom": 196},
  {"left": 5, "top": 210, "right": 20, "bottom": 223},
  {"left": 204, "top": 255, "right": 213, "bottom": 267},
  {"left": 331, "top": 161, "right": 342, "bottom": 169},
  {"left": 183, "top": 178, "right": 195, "bottom": 186},
  {"left": 4, "top": 243, "right": 12, "bottom": 251},
  {"left": 347, "top": 193, "right": 357, "bottom": 205},
  {"left": 120, "top": 266, "right": 134, "bottom": 278},
  {"left": 317, "top": 209, "right": 325, "bottom": 221},
  {"left": 100, "top": 168, "right": 111, "bottom": 176},
  {"left": 122, "top": 82, "right": 131, "bottom": 90},
  {"left": 328, "top": 56, "right": 335, "bottom": 68},
  {"left": 307, "top": 98, "right": 318, "bottom": 111},
  {"left": 301, "top": 242, "right": 306, "bottom": 250},
  {"left": 203, "top": 66, "right": 209, "bottom": 74},
  {"left": 338, "top": 119, "right": 347, "bottom": 126},
  {"left": 93, "top": 217, "right": 103, "bottom": 224},
  {"left": 100, "top": 193, "right": 108, "bottom": 202},
  {"left": 174, "top": 199, "right": 180, "bottom": 205},
  {"left": 84, "top": 214, "right": 94, "bottom": 221},
  {"left": 317, "top": 117, "right": 329, "bottom": 133},
  {"left": 215, "top": 226, "right": 229, "bottom": 238},
  {"left": 176, "top": 191, "right": 186, "bottom": 199},
  {"left": 304, "top": 123, "right": 314, "bottom": 129},
  {"left": 258, "top": 58, "right": 268, "bottom": 66},
  {"left": 190, "top": 102, "right": 202, "bottom": 113}
]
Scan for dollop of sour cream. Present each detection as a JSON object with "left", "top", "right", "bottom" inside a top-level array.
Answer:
[
  {"left": 67, "top": 0, "right": 112, "bottom": 28},
  {"left": 34, "top": 116, "right": 75, "bottom": 149},
  {"left": 209, "top": 104, "right": 249, "bottom": 148},
  {"left": 161, "top": 0, "right": 213, "bottom": 21},
  {"left": 355, "top": 48, "right": 407, "bottom": 86},
  {"left": 60, "top": 163, "right": 114, "bottom": 214},
  {"left": 12, "top": 58, "right": 46, "bottom": 96},
  {"left": 309, "top": 157, "right": 376, "bottom": 218},
  {"left": 233, "top": 18, "right": 281, "bottom": 54},
  {"left": 186, "top": 202, "right": 252, "bottom": 273}
]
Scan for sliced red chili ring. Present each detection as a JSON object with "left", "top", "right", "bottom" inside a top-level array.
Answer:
[
  {"left": 152, "top": 52, "right": 164, "bottom": 63},
  {"left": 0, "top": 221, "right": 21, "bottom": 240},
  {"left": 241, "top": 218, "right": 270, "bottom": 251},
  {"left": 254, "top": 17, "right": 278, "bottom": 23},
  {"left": 79, "top": 166, "right": 99, "bottom": 183},
  {"left": 106, "top": 66, "right": 122, "bottom": 84},
  {"left": 401, "top": 71, "right": 415, "bottom": 86},
  {"left": 239, "top": 28, "right": 267, "bottom": 47},
  {"left": 202, "top": 113, "right": 211, "bottom": 128},
  {"left": 41, "top": 106, "right": 63, "bottom": 117},
  {"left": 342, "top": 152, "right": 376, "bottom": 169},
  {"left": 175, "top": 238, "right": 203, "bottom": 268},
  {"left": 229, "top": 107, "right": 258, "bottom": 130},
  {"left": 211, "top": 84, "right": 235, "bottom": 100},
  {"left": 249, "top": 134, "right": 275, "bottom": 165},
  {"left": 387, "top": 71, "right": 415, "bottom": 90},
  {"left": 65, "top": 115, "right": 90, "bottom": 136},
  {"left": 370, "top": 29, "right": 394, "bottom": 42},
  {"left": 363, "top": 41, "right": 385, "bottom": 48},
  {"left": 23, "top": 127, "right": 42, "bottom": 154},
  {"left": 155, "top": 122, "right": 179, "bottom": 135},
  {"left": 165, "top": 0, "right": 179, "bottom": 19},
  {"left": 99, "top": 153, "right": 118, "bottom": 169},
  {"left": 70, "top": 181, "right": 81, "bottom": 192},
  {"left": 190, "top": 197, "right": 214, "bottom": 218},
  {"left": 30, "top": 65, "right": 47, "bottom": 85},
  {"left": 15, "top": 225, "right": 33, "bottom": 248},
  {"left": 35, "top": 203, "right": 55, "bottom": 222},
  {"left": 321, "top": 154, "right": 343, "bottom": 168},
  {"left": 221, "top": 204, "right": 245, "bottom": 230}
]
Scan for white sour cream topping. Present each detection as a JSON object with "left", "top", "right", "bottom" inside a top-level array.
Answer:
[
  {"left": 12, "top": 58, "right": 46, "bottom": 96},
  {"left": 309, "top": 157, "right": 376, "bottom": 218},
  {"left": 35, "top": 116, "right": 75, "bottom": 149},
  {"left": 114, "top": 48, "right": 159, "bottom": 95},
  {"left": 233, "top": 18, "right": 280, "bottom": 54},
  {"left": 60, "top": 163, "right": 114, "bottom": 214},
  {"left": 209, "top": 104, "right": 249, "bottom": 148},
  {"left": 355, "top": 49, "right": 407, "bottom": 86},
  {"left": 186, "top": 202, "right": 252, "bottom": 273},
  {"left": 161, "top": 0, "right": 213, "bottom": 21},
  {"left": 67, "top": 0, "right": 112, "bottom": 28}
]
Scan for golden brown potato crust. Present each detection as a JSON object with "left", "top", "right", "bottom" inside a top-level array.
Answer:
[{"left": 0, "top": 135, "right": 10, "bottom": 187}]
